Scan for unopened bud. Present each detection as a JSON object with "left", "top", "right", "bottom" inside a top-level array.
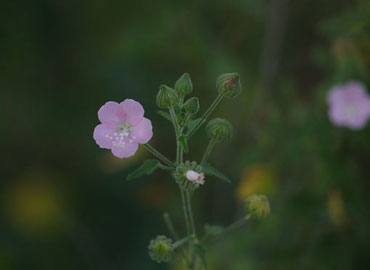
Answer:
[
  {"left": 183, "top": 97, "right": 199, "bottom": 114},
  {"left": 245, "top": 194, "right": 270, "bottom": 219},
  {"left": 206, "top": 118, "right": 233, "bottom": 142},
  {"left": 216, "top": 73, "right": 241, "bottom": 98},
  {"left": 148, "top": 235, "right": 173, "bottom": 263},
  {"left": 156, "top": 85, "right": 178, "bottom": 108},
  {"left": 175, "top": 73, "right": 193, "bottom": 95}
]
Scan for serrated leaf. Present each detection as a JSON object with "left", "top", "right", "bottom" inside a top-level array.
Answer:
[
  {"left": 126, "top": 160, "right": 160, "bottom": 181},
  {"left": 194, "top": 244, "right": 207, "bottom": 269},
  {"left": 177, "top": 135, "right": 189, "bottom": 153},
  {"left": 204, "top": 224, "right": 223, "bottom": 235},
  {"left": 157, "top": 110, "right": 172, "bottom": 121},
  {"left": 202, "top": 163, "right": 231, "bottom": 183},
  {"left": 186, "top": 118, "right": 202, "bottom": 132}
]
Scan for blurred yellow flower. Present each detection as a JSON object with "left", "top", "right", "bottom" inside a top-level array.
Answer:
[
  {"left": 5, "top": 170, "right": 64, "bottom": 233},
  {"left": 327, "top": 189, "right": 348, "bottom": 229},
  {"left": 236, "top": 163, "right": 277, "bottom": 202}
]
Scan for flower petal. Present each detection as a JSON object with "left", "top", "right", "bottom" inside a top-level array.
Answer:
[
  {"left": 121, "top": 99, "right": 144, "bottom": 126},
  {"left": 131, "top": 117, "right": 153, "bottom": 144},
  {"left": 98, "top": 101, "right": 126, "bottom": 125},
  {"left": 111, "top": 142, "right": 139, "bottom": 158},
  {"left": 327, "top": 86, "right": 344, "bottom": 105},
  {"left": 93, "top": 124, "right": 116, "bottom": 149}
]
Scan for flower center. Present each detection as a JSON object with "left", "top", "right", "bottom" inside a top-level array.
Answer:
[{"left": 105, "top": 123, "right": 137, "bottom": 147}]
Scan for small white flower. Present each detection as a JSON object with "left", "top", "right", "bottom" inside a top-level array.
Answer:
[{"left": 186, "top": 170, "right": 205, "bottom": 185}]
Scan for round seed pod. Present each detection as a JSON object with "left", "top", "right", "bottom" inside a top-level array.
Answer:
[
  {"left": 156, "top": 85, "right": 178, "bottom": 108},
  {"left": 148, "top": 235, "right": 173, "bottom": 263},
  {"left": 206, "top": 118, "right": 233, "bottom": 142},
  {"left": 216, "top": 73, "right": 241, "bottom": 98},
  {"left": 245, "top": 194, "right": 270, "bottom": 219},
  {"left": 183, "top": 97, "right": 200, "bottom": 114},
  {"left": 174, "top": 73, "right": 193, "bottom": 95}
]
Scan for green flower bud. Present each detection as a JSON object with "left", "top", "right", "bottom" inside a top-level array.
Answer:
[
  {"left": 245, "top": 194, "right": 270, "bottom": 219},
  {"left": 148, "top": 235, "right": 173, "bottom": 263},
  {"left": 206, "top": 118, "right": 233, "bottom": 142},
  {"left": 156, "top": 85, "right": 178, "bottom": 108},
  {"left": 173, "top": 161, "right": 204, "bottom": 192},
  {"left": 183, "top": 97, "right": 200, "bottom": 114},
  {"left": 174, "top": 73, "right": 193, "bottom": 95},
  {"left": 216, "top": 73, "right": 241, "bottom": 98}
]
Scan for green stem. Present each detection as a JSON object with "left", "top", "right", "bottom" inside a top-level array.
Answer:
[
  {"left": 222, "top": 218, "right": 248, "bottom": 235},
  {"left": 169, "top": 106, "right": 179, "bottom": 136},
  {"left": 179, "top": 94, "right": 185, "bottom": 105},
  {"left": 173, "top": 237, "right": 190, "bottom": 249},
  {"left": 186, "top": 192, "right": 196, "bottom": 237},
  {"left": 143, "top": 144, "right": 174, "bottom": 167},
  {"left": 187, "top": 93, "right": 224, "bottom": 139},
  {"left": 180, "top": 188, "right": 191, "bottom": 237},
  {"left": 203, "top": 216, "right": 250, "bottom": 244},
  {"left": 200, "top": 139, "right": 217, "bottom": 165},
  {"left": 186, "top": 191, "right": 198, "bottom": 270},
  {"left": 176, "top": 140, "right": 183, "bottom": 165},
  {"left": 158, "top": 163, "right": 173, "bottom": 171},
  {"left": 163, "top": 212, "right": 180, "bottom": 241}
]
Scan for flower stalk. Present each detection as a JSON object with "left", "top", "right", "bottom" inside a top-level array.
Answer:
[
  {"left": 143, "top": 144, "right": 174, "bottom": 167},
  {"left": 187, "top": 93, "right": 224, "bottom": 139},
  {"left": 201, "top": 139, "right": 217, "bottom": 165}
]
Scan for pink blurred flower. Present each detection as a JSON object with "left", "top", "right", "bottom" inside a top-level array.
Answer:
[
  {"left": 327, "top": 81, "right": 370, "bottom": 130},
  {"left": 186, "top": 170, "right": 205, "bottom": 185},
  {"left": 93, "top": 99, "right": 153, "bottom": 158}
]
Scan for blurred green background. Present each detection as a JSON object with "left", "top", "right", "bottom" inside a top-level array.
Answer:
[{"left": 2, "top": 0, "right": 370, "bottom": 269}]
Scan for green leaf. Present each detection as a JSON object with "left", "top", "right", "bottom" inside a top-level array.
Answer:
[
  {"left": 186, "top": 118, "right": 202, "bottom": 133},
  {"left": 157, "top": 110, "right": 172, "bottom": 121},
  {"left": 194, "top": 244, "right": 207, "bottom": 269},
  {"left": 204, "top": 224, "right": 223, "bottom": 236},
  {"left": 202, "top": 163, "right": 231, "bottom": 183},
  {"left": 177, "top": 135, "right": 189, "bottom": 153},
  {"left": 126, "top": 160, "right": 160, "bottom": 181}
]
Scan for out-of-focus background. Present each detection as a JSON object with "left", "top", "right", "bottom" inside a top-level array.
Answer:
[{"left": 1, "top": 0, "right": 370, "bottom": 269}]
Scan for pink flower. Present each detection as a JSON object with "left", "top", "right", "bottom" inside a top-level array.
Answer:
[
  {"left": 186, "top": 170, "right": 205, "bottom": 185},
  {"left": 327, "top": 81, "right": 370, "bottom": 130},
  {"left": 93, "top": 99, "right": 153, "bottom": 158}
]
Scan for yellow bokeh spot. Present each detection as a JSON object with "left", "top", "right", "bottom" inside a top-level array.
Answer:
[
  {"left": 236, "top": 163, "right": 277, "bottom": 202},
  {"left": 5, "top": 171, "right": 64, "bottom": 233},
  {"left": 327, "top": 189, "right": 348, "bottom": 229}
]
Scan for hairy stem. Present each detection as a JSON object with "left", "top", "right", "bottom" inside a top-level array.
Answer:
[
  {"left": 173, "top": 237, "right": 190, "bottom": 250},
  {"left": 158, "top": 163, "right": 174, "bottom": 171},
  {"left": 187, "top": 93, "right": 224, "bottom": 139},
  {"left": 186, "top": 191, "right": 198, "bottom": 269},
  {"left": 143, "top": 144, "right": 174, "bottom": 167},
  {"left": 200, "top": 139, "right": 217, "bottom": 165},
  {"left": 203, "top": 216, "right": 251, "bottom": 244},
  {"left": 186, "top": 192, "right": 196, "bottom": 237},
  {"left": 163, "top": 212, "right": 180, "bottom": 241},
  {"left": 169, "top": 105, "right": 179, "bottom": 137},
  {"left": 180, "top": 188, "right": 191, "bottom": 237}
]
